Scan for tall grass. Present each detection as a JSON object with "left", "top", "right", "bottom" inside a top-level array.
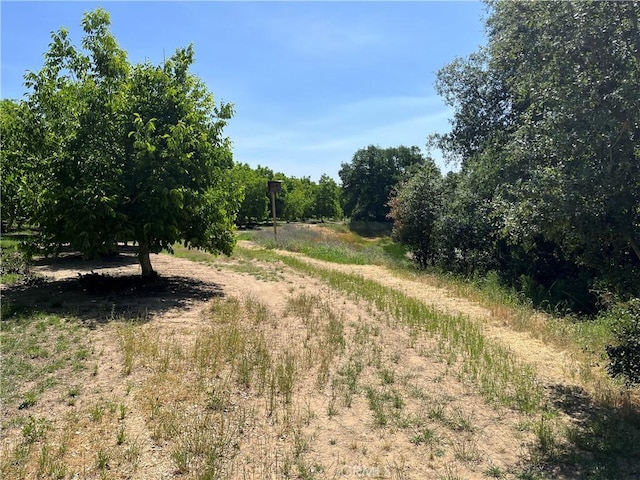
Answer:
[{"left": 238, "top": 223, "right": 410, "bottom": 267}]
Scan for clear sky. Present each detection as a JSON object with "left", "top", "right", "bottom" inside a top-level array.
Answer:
[{"left": 1, "top": 1, "right": 487, "bottom": 181}]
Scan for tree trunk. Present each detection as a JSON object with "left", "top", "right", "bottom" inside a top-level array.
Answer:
[{"left": 139, "top": 245, "right": 156, "bottom": 279}]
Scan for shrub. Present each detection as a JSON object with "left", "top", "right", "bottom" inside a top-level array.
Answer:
[{"left": 606, "top": 299, "right": 640, "bottom": 386}]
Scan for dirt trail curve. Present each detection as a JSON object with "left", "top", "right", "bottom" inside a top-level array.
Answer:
[{"left": 259, "top": 245, "right": 588, "bottom": 393}]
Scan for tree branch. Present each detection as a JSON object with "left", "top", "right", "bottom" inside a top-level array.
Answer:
[{"left": 629, "top": 236, "right": 640, "bottom": 263}]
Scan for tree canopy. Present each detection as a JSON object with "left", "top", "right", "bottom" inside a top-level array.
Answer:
[
  {"left": 0, "top": 99, "right": 39, "bottom": 230},
  {"left": 423, "top": 0, "right": 640, "bottom": 303},
  {"left": 339, "top": 145, "right": 426, "bottom": 222},
  {"left": 314, "top": 174, "right": 343, "bottom": 221},
  {"left": 387, "top": 159, "right": 442, "bottom": 268},
  {"left": 17, "top": 8, "right": 239, "bottom": 277}
]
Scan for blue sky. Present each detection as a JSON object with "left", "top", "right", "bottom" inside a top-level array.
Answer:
[{"left": 1, "top": 1, "right": 487, "bottom": 181}]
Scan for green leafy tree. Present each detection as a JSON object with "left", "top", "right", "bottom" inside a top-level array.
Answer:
[
  {"left": 123, "top": 46, "right": 238, "bottom": 277},
  {"left": 24, "top": 9, "right": 131, "bottom": 258},
  {"left": 0, "top": 99, "right": 39, "bottom": 229},
  {"left": 489, "top": 1, "right": 640, "bottom": 278},
  {"left": 280, "top": 176, "right": 315, "bottom": 222},
  {"left": 387, "top": 160, "right": 442, "bottom": 268},
  {"left": 432, "top": 0, "right": 640, "bottom": 297},
  {"left": 431, "top": 171, "right": 502, "bottom": 275},
  {"left": 339, "top": 145, "right": 426, "bottom": 222},
  {"left": 233, "top": 163, "right": 269, "bottom": 225},
  {"left": 23, "top": 9, "right": 239, "bottom": 277},
  {"left": 314, "top": 174, "right": 343, "bottom": 221}
]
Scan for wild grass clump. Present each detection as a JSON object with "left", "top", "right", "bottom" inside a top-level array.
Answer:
[
  {"left": 121, "top": 295, "right": 311, "bottom": 477},
  {"left": 0, "top": 313, "right": 91, "bottom": 408}
]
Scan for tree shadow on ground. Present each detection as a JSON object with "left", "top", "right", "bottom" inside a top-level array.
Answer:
[
  {"left": 523, "top": 383, "right": 640, "bottom": 479},
  {"left": 2, "top": 251, "right": 224, "bottom": 324},
  {"left": 29, "top": 245, "right": 141, "bottom": 270}
]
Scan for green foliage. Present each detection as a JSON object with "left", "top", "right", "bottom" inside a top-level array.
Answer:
[
  {"left": 487, "top": 2, "right": 640, "bottom": 282},
  {"left": 123, "top": 46, "right": 238, "bottom": 265},
  {"left": 422, "top": 0, "right": 640, "bottom": 305},
  {"left": 24, "top": 11, "right": 130, "bottom": 258},
  {"left": 606, "top": 299, "right": 640, "bottom": 386},
  {"left": 1, "top": 250, "right": 32, "bottom": 285},
  {"left": 231, "top": 166, "right": 340, "bottom": 225},
  {"left": 20, "top": 8, "right": 238, "bottom": 276},
  {"left": 388, "top": 160, "right": 442, "bottom": 268},
  {"left": 0, "top": 99, "right": 39, "bottom": 230},
  {"left": 233, "top": 163, "right": 270, "bottom": 224},
  {"left": 339, "top": 145, "right": 426, "bottom": 222},
  {"left": 314, "top": 174, "right": 343, "bottom": 220},
  {"left": 280, "top": 176, "right": 315, "bottom": 222}
]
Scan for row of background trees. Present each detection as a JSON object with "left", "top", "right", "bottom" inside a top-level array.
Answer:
[
  {"left": 232, "top": 164, "right": 342, "bottom": 225},
  {"left": 231, "top": 143, "right": 427, "bottom": 227}
]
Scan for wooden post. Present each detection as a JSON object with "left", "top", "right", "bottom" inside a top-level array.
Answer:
[
  {"left": 267, "top": 180, "right": 282, "bottom": 243},
  {"left": 271, "top": 190, "right": 277, "bottom": 241}
]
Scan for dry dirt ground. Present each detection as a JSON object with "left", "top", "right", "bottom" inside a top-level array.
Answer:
[{"left": 0, "top": 244, "right": 636, "bottom": 479}]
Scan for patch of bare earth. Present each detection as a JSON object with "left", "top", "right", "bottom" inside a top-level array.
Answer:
[{"left": 1, "top": 247, "right": 627, "bottom": 478}]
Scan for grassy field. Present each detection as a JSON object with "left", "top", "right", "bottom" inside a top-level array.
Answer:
[
  {"left": 1, "top": 222, "right": 639, "bottom": 479},
  {"left": 0, "top": 232, "right": 34, "bottom": 285},
  {"left": 237, "top": 222, "right": 410, "bottom": 268}
]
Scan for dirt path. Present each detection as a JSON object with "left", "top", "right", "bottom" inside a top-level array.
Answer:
[
  {"left": 4, "top": 247, "right": 625, "bottom": 479},
  {"left": 250, "top": 245, "right": 589, "bottom": 394},
  {"left": 32, "top": 247, "right": 600, "bottom": 399}
]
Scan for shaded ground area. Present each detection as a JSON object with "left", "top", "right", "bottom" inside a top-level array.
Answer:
[
  {"left": 2, "top": 251, "right": 224, "bottom": 323},
  {"left": 536, "top": 383, "right": 640, "bottom": 479}
]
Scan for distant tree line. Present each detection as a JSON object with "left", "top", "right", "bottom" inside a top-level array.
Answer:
[{"left": 232, "top": 164, "right": 343, "bottom": 225}]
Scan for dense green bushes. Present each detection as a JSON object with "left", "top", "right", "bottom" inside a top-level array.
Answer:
[
  {"left": 606, "top": 300, "right": 640, "bottom": 386},
  {"left": 386, "top": 1, "right": 639, "bottom": 314}
]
